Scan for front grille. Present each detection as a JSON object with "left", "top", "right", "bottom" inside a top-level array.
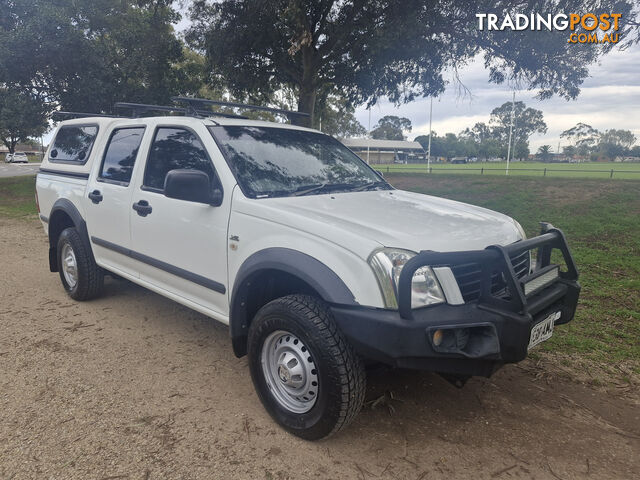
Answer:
[{"left": 450, "top": 248, "right": 531, "bottom": 303}]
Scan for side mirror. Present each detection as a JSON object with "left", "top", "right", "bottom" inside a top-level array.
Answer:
[{"left": 164, "top": 169, "right": 223, "bottom": 206}]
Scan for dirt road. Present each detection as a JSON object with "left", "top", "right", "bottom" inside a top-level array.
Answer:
[{"left": 1, "top": 217, "right": 638, "bottom": 479}]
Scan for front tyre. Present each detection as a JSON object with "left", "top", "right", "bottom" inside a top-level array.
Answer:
[
  {"left": 248, "top": 294, "right": 366, "bottom": 440},
  {"left": 57, "top": 227, "right": 104, "bottom": 301}
]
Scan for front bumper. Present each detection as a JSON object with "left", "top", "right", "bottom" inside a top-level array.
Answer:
[{"left": 331, "top": 224, "right": 580, "bottom": 377}]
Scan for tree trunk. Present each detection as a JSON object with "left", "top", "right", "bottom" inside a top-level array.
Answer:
[
  {"left": 295, "top": 87, "right": 316, "bottom": 128},
  {"left": 294, "top": 46, "right": 316, "bottom": 128}
]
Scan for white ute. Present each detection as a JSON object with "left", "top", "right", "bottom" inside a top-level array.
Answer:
[{"left": 36, "top": 99, "right": 580, "bottom": 439}]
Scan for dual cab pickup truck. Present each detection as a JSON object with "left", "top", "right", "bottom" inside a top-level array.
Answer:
[{"left": 36, "top": 106, "right": 580, "bottom": 439}]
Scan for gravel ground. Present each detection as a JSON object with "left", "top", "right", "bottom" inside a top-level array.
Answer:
[{"left": 1, "top": 217, "right": 639, "bottom": 479}]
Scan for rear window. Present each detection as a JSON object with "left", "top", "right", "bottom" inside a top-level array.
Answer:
[{"left": 49, "top": 125, "right": 99, "bottom": 164}]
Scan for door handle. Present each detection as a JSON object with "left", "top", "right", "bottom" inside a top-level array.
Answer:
[
  {"left": 88, "top": 190, "right": 103, "bottom": 204},
  {"left": 132, "top": 200, "right": 152, "bottom": 217}
]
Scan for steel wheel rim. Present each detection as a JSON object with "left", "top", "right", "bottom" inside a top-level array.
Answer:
[
  {"left": 261, "top": 330, "right": 319, "bottom": 414},
  {"left": 61, "top": 243, "right": 78, "bottom": 289}
]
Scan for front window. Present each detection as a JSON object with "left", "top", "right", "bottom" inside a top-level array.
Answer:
[
  {"left": 209, "top": 126, "right": 389, "bottom": 198},
  {"left": 144, "top": 127, "right": 218, "bottom": 192}
]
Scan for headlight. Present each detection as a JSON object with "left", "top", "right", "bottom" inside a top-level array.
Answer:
[{"left": 368, "top": 248, "right": 445, "bottom": 309}]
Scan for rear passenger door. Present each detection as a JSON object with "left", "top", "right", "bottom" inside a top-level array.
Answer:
[
  {"left": 85, "top": 126, "right": 146, "bottom": 278},
  {"left": 129, "top": 125, "right": 231, "bottom": 318}
]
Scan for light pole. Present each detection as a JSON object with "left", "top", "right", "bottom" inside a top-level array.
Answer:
[
  {"left": 506, "top": 91, "right": 515, "bottom": 175},
  {"left": 427, "top": 97, "right": 433, "bottom": 171},
  {"left": 366, "top": 107, "right": 371, "bottom": 165}
]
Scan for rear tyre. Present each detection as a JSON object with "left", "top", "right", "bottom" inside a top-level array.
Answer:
[
  {"left": 248, "top": 294, "right": 365, "bottom": 440},
  {"left": 57, "top": 227, "right": 104, "bottom": 301}
]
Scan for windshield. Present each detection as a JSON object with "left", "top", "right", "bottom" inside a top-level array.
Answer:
[{"left": 209, "top": 126, "right": 390, "bottom": 198}]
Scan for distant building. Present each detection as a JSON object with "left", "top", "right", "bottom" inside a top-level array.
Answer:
[
  {"left": 340, "top": 138, "right": 427, "bottom": 164},
  {"left": 0, "top": 142, "right": 45, "bottom": 161},
  {"left": 0, "top": 143, "right": 43, "bottom": 154}
]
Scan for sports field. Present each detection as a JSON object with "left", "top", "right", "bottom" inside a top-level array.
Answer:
[{"left": 373, "top": 161, "right": 640, "bottom": 179}]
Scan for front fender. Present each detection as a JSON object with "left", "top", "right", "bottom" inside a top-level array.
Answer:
[{"left": 229, "top": 248, "right": 358, "bottom": 356}]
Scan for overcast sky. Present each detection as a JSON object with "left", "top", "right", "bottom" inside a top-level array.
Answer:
[
  {"left": 174, "top": 5, "right": 639, "bottom": 152},
  {"left": 114, "top": 8, "right": 640, "bottom": 154},
  {"left": 353, "top": 47, "right": 640, "bottom": 151}
]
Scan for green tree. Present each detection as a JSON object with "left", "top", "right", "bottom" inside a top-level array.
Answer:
[
  {"left": 187, "top": 0, "right": 639, "bottom": 126},
  {"left": 315, "top": 93, "right": 367, "bottom": 138},
  {"left": 537, "top": 145, "right": 553, "bottom": 162},
  {"left": 599, "top": 129, "right": 636, "bottom": 151},
  {"left": 489, "top": 101, "right": 547, "bottom": 152},
  {"left": 415, "top": 132, "right": 447, "bottom": 159},
  {"left": 0, "top": 0, "right": 188, "bottom": 112},
  {"left": 439, "top": 133, "right": 464, "bottom": 159},
  {"left": 0, "top": 89, "right": 47, "bottom": 153},
  {"left": 459, "top": 122, "right": 506, "bottom": 160},
  {"left": 560, "top": 123, "right": 600, "bottom": 155},
  {"left": 593, "top": 130, "right": 635, "bottom": 160},
  {"left": 563, "top": 145, "right": 577, "bottom": 157},
  {"left": 460, "top": 122, "right": 492, "bottom": 145},
  {"left": 513, "top": 140, "right": 529, "bottom": 160},
  {"left": 370, "top": 116, "right": 411, "bottom": 140}
]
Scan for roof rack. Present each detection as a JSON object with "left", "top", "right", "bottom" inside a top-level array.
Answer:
[
  {"left": 172, "top": 96, "right": 309, "bottom": 120},
  {"left": 114, "top": 102, "right": 189, "bottom": 118},
  {"left": 51, "top": 97, "right": 305, "bottom": 123},
  {"left": 52, "top": 111, "right": 119, "bottom": 120},
  {"left": 113, "top": 102, "right": 248, "bottom": 120}
]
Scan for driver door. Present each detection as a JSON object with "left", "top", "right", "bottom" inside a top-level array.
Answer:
[{"left": 129, "top": 124, "right": 231, "bottom": 318}]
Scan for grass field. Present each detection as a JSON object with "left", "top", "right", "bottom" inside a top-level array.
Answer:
[
  {"left": 0, "top": 175, "right": 36, "bottom": 217},
  {"left": 1, "top": 174, "right": 638, "bottom": 373},
  {"left": 374, "top": 161, "right": 640, "bottom": 180}
]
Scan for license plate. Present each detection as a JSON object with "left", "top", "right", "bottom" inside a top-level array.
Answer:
[{"left": 528, "top": 311, "right": 560, "bottom": 350}]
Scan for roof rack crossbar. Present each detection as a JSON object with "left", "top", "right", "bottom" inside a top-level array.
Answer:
[
  {"left": 52, "top": 111, "right": 119, "bottom": 120},
  {"left": 171, "top": 96, "right": 309, "bottom": 119},
  {"left": 52, "top": 101, "right": 265, "bottom": 123},
  {"left": 113, "top": 102, "right": 248, "bottom": 120},
  {"left": 114, "top": 102, "right": 190, "bottom": 118}
]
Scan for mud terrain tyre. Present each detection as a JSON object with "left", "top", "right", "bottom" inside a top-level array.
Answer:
[
  {"left": 57, "top": 227, "right": 104, "bottom": 301},
  {"left": 248, "top": 294, "right": 366, "bottom": 440}
]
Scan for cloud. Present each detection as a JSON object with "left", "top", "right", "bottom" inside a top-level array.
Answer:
[{"left": 355, "top": 47, "right": 640, "bottom": 151}]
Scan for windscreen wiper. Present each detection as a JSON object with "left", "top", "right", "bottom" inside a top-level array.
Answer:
[
  {"left": 349, "top": 181, "right": 388, "bottom": 192},
  {"left": 292, "top": 182, "right": 377, "bottom": 196},
  {"left": 291, "top": 183, "right": 326, "bottom": 196}
]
